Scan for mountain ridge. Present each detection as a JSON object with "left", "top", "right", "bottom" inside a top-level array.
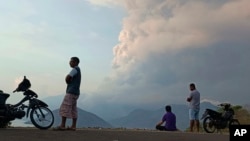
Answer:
[
  {"left": 52, "top": 108, "right": 112, "bottom": 128},
  {"left": 42, "top": 95, "right": 230, "bottom": 130},
  {"left": 109, "top": 102, "right": 217, "bottom": 131}
]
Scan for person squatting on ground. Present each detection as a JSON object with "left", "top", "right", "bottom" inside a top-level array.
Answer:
[
  {"left": 54, "top": 57, "right": 81, "bottom": 131},
  {"left": 156, "top": 105, "right": 177, "bottom": 131},
  {"left": 186, "top": 83, "right": 200, "bottom": 132}
]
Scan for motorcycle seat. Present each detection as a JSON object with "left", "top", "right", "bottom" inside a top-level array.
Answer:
[{"left": 206, "top": 108, "right": 221, "bottom": 118}]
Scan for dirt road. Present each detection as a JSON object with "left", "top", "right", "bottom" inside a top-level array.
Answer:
[{"left": 0, "top": 128, "right": 228, "bottom": 141}]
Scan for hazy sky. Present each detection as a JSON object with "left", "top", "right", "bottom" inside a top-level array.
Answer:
[
  {"left": 0, "top": 0, "right": 123, "bottom": 103},
  {"left": 1, "top": 0, "right": 250, "bottom": 114}
]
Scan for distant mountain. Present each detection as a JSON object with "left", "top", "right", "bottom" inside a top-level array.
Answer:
[
  {"left": 109, "top": 102, "right": 217, "bottom": 131},
  {"left": 42, "top": 94, "right": 64, "bottom": 110},
  {"left": 109, "top": 109, "right": 159, "bottom": 129},
  {"left": 42, "top": 95, "right": 220, "bottom": 130},
  {"left": 42, "top": 94, "right": 133, "bottom": 121},
  {"left": 52, "top": 108, "right": 112, "bottom": 128}
]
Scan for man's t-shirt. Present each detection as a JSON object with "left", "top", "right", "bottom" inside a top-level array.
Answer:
[
  {"left": 188, "top": 89, "right": 200, "bottom": 110},
  {"left": 66, "top": 66, "right": 81, "bottom": 95},
  {"left": 162, "top": 112, "right": 177, "bottom": 131}
]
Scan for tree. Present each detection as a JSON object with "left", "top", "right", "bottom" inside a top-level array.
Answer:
[{"left": 233, "top": 105, "right": 250, "bottom": 124}]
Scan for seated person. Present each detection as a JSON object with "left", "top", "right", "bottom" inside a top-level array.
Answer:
[{"left": 156, "top": 105, "right": 177, "bottom": 131}]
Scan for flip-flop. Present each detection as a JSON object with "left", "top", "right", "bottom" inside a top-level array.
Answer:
[
  {"left": 52, "top": 126, "right": 66, "bottom": 131},
  {"left": 66, "top": 126, "right": 76, "bottom": 131}
]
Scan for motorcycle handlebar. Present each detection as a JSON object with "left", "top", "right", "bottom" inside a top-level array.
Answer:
[
  {"left": 218, "top": 103, "right": 231, "bottom": 107},
  {"left": 13, "top": 89, "right": 38, "bottom": 98}
]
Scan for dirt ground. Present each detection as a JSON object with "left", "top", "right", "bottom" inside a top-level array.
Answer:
[{"left": 0, "top": 128, "right": 229, "bottom": 141}]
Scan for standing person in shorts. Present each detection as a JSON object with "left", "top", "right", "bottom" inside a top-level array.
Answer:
[
  {"left": 54, "top": 57, "right": 81, "bottom": 131},
  {"left": 186, "top": 83, "right": 200, "bottom": 132}
]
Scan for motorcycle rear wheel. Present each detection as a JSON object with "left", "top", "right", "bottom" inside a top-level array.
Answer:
[
  {"left": 30, "top": 106, "right": 54, "bottom": 130},
  {"left": 203, "top": 117, "right": 216, "bottom": 133}
]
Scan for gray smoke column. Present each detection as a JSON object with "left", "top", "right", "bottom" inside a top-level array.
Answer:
[
  {"left": 87, "top": 0, "right": 250, "bottom": 106},
  {"left": 113, "top": 0, "right": 249, "bottom": 83}
]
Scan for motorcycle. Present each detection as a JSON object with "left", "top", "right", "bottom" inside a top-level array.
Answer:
[
  {"left": 201, "top": 103, "right": 240, "bottom": 133},
  {"left": 0, "top": 76, "right": 54, "bottom": 129}
]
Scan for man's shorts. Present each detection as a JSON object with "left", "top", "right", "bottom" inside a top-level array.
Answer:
[
  {"left": 189, "top": 109, "right": 199, "bottom": 120},
  {"left": 59, "top": 93, "right": 79, "bottom": 118}
]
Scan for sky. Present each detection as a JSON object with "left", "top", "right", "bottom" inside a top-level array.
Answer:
[
  {"left": 1, "top": 0, "right": 250, "bottom": 118},
  {"left": 0, "top": 0, "right": 123, "bottom": 102}
]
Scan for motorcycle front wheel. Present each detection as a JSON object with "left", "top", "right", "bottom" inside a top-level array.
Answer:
[
  {"left": 203, "top": 117, "right": 216, "bottom": 133},
  {"left": 30, "top": 106, "right": 54, "bottom": 130}
]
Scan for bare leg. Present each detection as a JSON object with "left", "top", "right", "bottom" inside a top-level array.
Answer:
[
  {"left": 195, "top": 120, "right": 200, "bottom": 132},
  {"left": 71, "top": 118, "right": 77, "bottom": 129},
  {"left": 190, "top": 120, "right": 194, "bottom": 132},
  {"left": 60, "top": 116, "right": 67, "bottom": 128}
]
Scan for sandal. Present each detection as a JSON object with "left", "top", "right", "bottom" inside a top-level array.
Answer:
[
  {"left": 66, "top": 126, "right": 76, "bottom": 131},
  {"left": 52, "top": 126, "right": 66, "bottom": 131}
]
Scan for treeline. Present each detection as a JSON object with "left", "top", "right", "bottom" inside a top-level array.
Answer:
[{"left": 233, "top": 105, "right": 250, "bottom": 124}]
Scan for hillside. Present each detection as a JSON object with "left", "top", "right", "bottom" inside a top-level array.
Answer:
[
  {"left": 52, "top": 108, "right": 112, "bottom": 128},
  {"left": 43, "top": 94, "right": 246, "bottom": 131},
  {"left": 109, "top": 102, "right": 217, "bottom": 131}
]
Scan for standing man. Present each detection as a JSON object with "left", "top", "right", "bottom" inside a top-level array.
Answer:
[
  {"left": 186, "top": 83, "right": 200, "bottom": 132},
  {"left": 54, "top": 57, "right": 81, "bottom": 131},
  {"left": 156, "top": 105, "right": 177, "bottom": 131}
]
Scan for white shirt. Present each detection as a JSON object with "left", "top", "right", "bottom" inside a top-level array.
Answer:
[
  {"left": 69, "top": 67, "right": 78, "bottom": 77},
  {"left": 188, "top": 89, "right": 200, "bottom": 110}
]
